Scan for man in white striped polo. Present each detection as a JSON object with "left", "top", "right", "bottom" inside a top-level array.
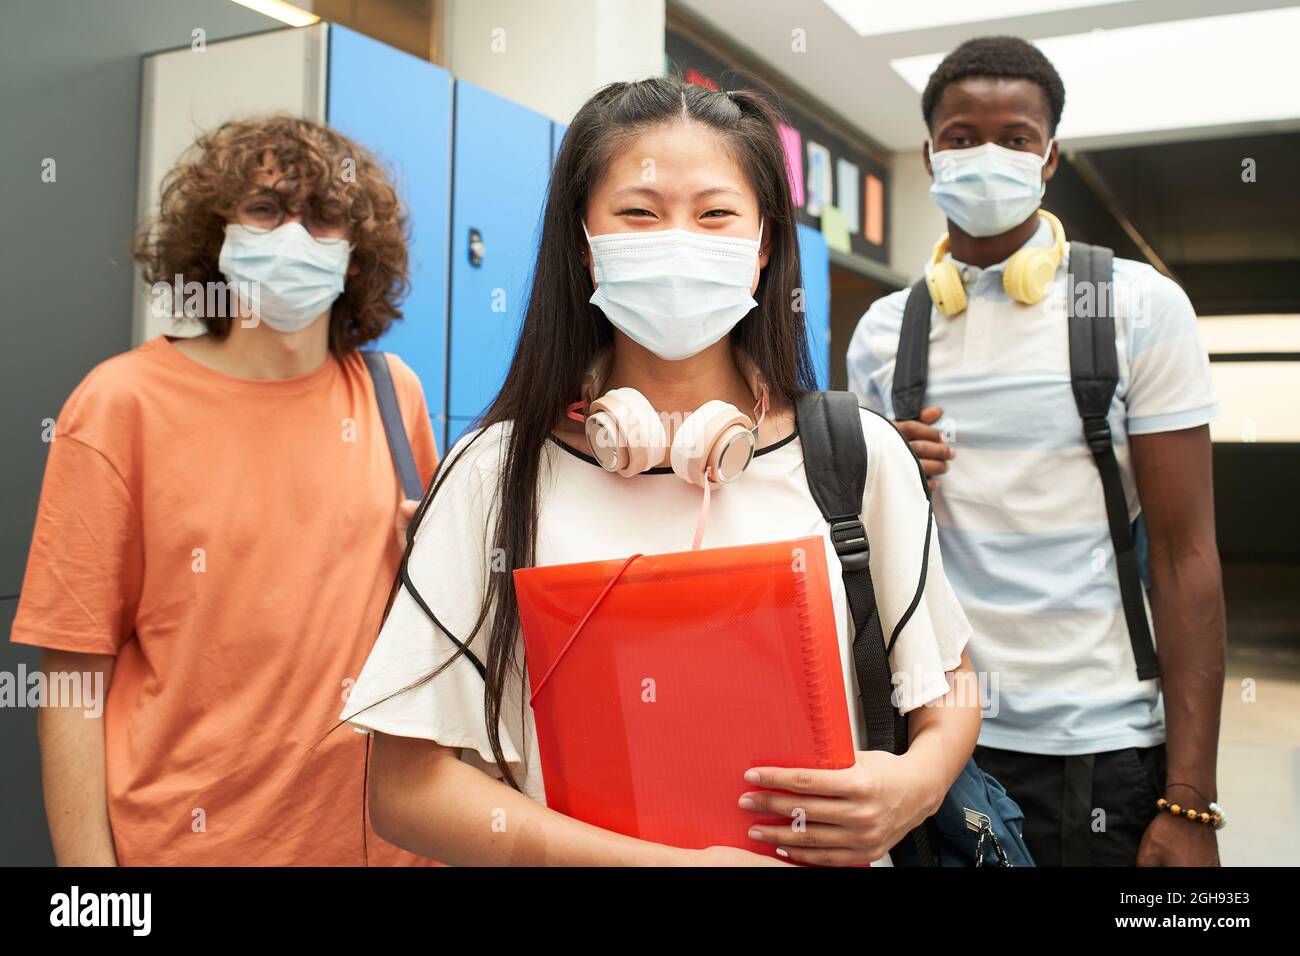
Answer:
[{"left": 848, "top": 36, "right": 1225, "bottom": 866}]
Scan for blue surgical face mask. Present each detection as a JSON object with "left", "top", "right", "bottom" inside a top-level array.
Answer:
[
  {"left": 218, "top": 222, "right": 351, "bottom": 333},
  {"left": 928, "top": 140, "right": 1053, "bottom": 237}
]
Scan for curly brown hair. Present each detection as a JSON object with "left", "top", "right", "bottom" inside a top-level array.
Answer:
[{"left": 134, "top": 114, "right": 410, "bottom": 351}]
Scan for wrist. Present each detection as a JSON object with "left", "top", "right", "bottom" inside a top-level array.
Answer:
[
  {"left": 1163, "top": 779, "right": 1218, "bottom": 803},
  {"left": 660, "top": 844, "right": 701, "bottom": 867},
  {"left": 900, "top": 750, "right": 947, "bottom": 817},
  {"left": 1155, "top": 794, "right": 1227, "bottom": 831}
]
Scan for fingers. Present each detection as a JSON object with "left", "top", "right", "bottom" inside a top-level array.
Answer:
[
  {"left": 897, "top": 407, "right": 951, "bottom": 448},
  {"left": 738, "top": 790, "right": 854, "bottom": 826},
  {"left": 746, "top": 821, "right": 848, "bottom": 850},
  {"left": 744, "top": 821, "right": 879, "bottom": 866},
  {"left": 894, "top": 419, "right": 944, "bottom": 443},
  {"left": 744, "top": 765, "right": 853, "bottom": 797},
  {"left": 896, "top": 409, "right": 955, "bottom": 488},
  {"left": 777, "top": 845, "right": 876, "bottom": 867},
  {"left": 394, "top": 499, "right": 420, "bottom": 549},
  {"left": 910, "top": 442, "right": 954, "bottom": 468}
]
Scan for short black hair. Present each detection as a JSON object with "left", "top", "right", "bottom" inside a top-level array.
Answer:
[{"left": 921, "top": 36, "right": 1065, "bottom": 135}]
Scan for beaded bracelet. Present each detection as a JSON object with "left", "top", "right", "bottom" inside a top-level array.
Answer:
[{"left": 1156, "top": 797, "right": 1227, "bottom": 830}]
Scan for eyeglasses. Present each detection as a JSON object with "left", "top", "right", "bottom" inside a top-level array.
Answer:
[{"left": 233, "top": 192, "right": 350, "bottom": 245}]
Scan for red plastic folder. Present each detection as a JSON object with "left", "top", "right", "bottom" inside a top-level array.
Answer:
[{"left": 513, "top": 535, "right": 855, "bottom": 856}]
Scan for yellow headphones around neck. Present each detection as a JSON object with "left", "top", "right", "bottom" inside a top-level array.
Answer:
[{"left": 924, "top": 209, "right": 1066, "bottom": 317}]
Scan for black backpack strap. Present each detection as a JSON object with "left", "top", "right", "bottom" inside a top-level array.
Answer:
[
  {"left": 796, "top": 390, "right": 937, "bottom": 865},
  {"left": 1066, "top": 242, "right": 1160, "bottom": 681},
  {"left": 890, "top": 279, "right": 933, "bottom": 422},
  {"left": 363, "top": 350, "right": 426, "bottom": 502},
  {"left": 795, "top": 391, "right": 897, "bottom": 755}
]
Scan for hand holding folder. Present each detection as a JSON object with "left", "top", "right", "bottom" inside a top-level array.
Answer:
[{"left": 514, "top": 535, "right": 856, "bottom": 857}]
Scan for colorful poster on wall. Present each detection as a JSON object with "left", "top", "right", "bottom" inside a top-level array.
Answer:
[
  {"left": 835, "top": 158, "right": 860, "bottom": 233},
  {"left": 805, "top": 140, "right": 832, "bottom": 216},
  {"left": 864, "top": 173, "right": 885, "bottom": 246},
  {"left": 666, "top": 28, "right": 889, "bottom": 263},
  {"left": 820, "top": 204, "right": 852, "bottom": 253},
  {"left": 777, "top": 123, "right": 805, "bottom": 207}
]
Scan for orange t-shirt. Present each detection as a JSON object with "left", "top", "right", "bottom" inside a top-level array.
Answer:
[{"left": 11, "top": 336, "right": 441, "bottom": 866}]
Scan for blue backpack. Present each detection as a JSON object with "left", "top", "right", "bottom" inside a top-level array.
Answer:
[{"left": 795, "top": 390, "right": 1034, "bottom": 867}]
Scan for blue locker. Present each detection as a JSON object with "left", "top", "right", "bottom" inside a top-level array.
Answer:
[
  {"left": 797, "top": 223, "right": 831, "bottom": 390},
  {"left": 327, "top": 26, "right": 453, "bottom": 453},
  {"left": 446, "top": 81, "right": 552, "bottom": 447}
]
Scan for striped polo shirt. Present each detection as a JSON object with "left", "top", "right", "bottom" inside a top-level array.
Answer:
[{"left": 847, "top": 216, "right": 1220, "bottom": 756}]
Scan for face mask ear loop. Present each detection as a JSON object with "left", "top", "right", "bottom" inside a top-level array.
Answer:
[
  {"left": 570, "top": 348, "right": 608, "bottom": 424},
  {"left": 691, "top": 469, "right": 714, "bottom": 551},
  {"left": 751, "top": 386, "right": 768, "bottom": 437},
  {"left": 1038, "top": 139, "right": 1054, "bottom": 199},
  {"left": 580, "top": 220, "right": 598, "bottom": 281}
]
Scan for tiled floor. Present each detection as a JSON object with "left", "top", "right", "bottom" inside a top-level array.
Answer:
[{"left": 1216, "top": 562, "right": 1300, "bottom": 865}]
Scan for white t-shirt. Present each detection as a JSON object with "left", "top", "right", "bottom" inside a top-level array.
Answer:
[{"left": 342, "top": 408, "right": 971, "bottom": 813}]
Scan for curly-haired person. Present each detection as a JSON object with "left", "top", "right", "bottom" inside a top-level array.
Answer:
[{"left": 11, "top": 116, "right": 440, "bottom": 866}]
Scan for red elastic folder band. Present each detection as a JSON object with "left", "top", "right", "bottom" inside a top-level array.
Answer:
[{"left": 527, "top": 552, "right": 643, "bottom": 705}]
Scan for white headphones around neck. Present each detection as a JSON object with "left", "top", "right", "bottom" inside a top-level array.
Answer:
[{"left": 567, "top": 349, "right": 770, "bottom": 491}]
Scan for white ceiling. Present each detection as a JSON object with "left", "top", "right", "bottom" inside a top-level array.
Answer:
[{"left": 675, "top": 0, "right": 1300, "bottom": 152}]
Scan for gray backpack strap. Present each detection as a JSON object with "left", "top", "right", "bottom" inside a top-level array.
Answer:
[
  {"left": 891, "top": 279, "right": 933, "bottom": 422},
  {"left": 362, "top": 351, "right": 426, "bottom": 502},
  {"left": 1067, "top": 242, "right": 1160, "bottom": 681}
]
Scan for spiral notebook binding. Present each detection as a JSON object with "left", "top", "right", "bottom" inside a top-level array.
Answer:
[{"left": 794, "top": 567, "right": 836, "bottom": 769}]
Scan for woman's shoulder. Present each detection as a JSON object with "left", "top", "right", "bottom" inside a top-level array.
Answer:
[
  {"left": 425, "top": 420, "right": 512, "bottom": 504},
  {"left": 854, "top": 403, "right": 926, "bottom": 490},
  {"left": 444, "top": 419, "right": 512, "bottom": 470},
  {"left": 794, "top": 394, "right": 911, "bottom": 459},
  {"left": 409, "top": 422, "right": 511, "bottom": 551},
  {"left": 436, "top": 417, "right": 594, "bottom": 499},
  {"left": 856, "top": 403, "right": 906, "bottom": 447}
]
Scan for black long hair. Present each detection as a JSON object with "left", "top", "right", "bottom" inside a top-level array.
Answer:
[{"left": 389, "top": 74, "right": 816, "bottom": 789}]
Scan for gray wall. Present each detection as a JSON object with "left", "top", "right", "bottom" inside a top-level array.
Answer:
[{"left": 0, "top": 0, "right": 279, "bottom": 867}]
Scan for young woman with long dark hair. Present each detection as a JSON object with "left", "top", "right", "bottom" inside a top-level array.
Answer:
[{"left": 342, "top": 76, "right": 980, "bottom": 866}]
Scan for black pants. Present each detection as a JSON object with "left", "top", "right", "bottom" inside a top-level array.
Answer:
[{"left": 973, "top": 743, "right": 1167, "bottom": 867}]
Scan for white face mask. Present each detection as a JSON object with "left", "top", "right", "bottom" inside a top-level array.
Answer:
[
  {"left": 583, "top": 218, "right": 763, "bottom": 361},
  {"left": 218, "top": 222, "right": 351, "bottom": 333},
  {"left": 928, "top": 140, "right": 1053, "bottom": 238}
]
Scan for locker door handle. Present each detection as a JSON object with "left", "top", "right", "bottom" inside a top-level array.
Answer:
[{"left": 468, "top": 228, "right": 485, "bottom": 268}]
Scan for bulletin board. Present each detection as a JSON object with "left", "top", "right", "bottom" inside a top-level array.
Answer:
[{"left": 665, "top": 29, "right": 890, "bottom": 265}]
